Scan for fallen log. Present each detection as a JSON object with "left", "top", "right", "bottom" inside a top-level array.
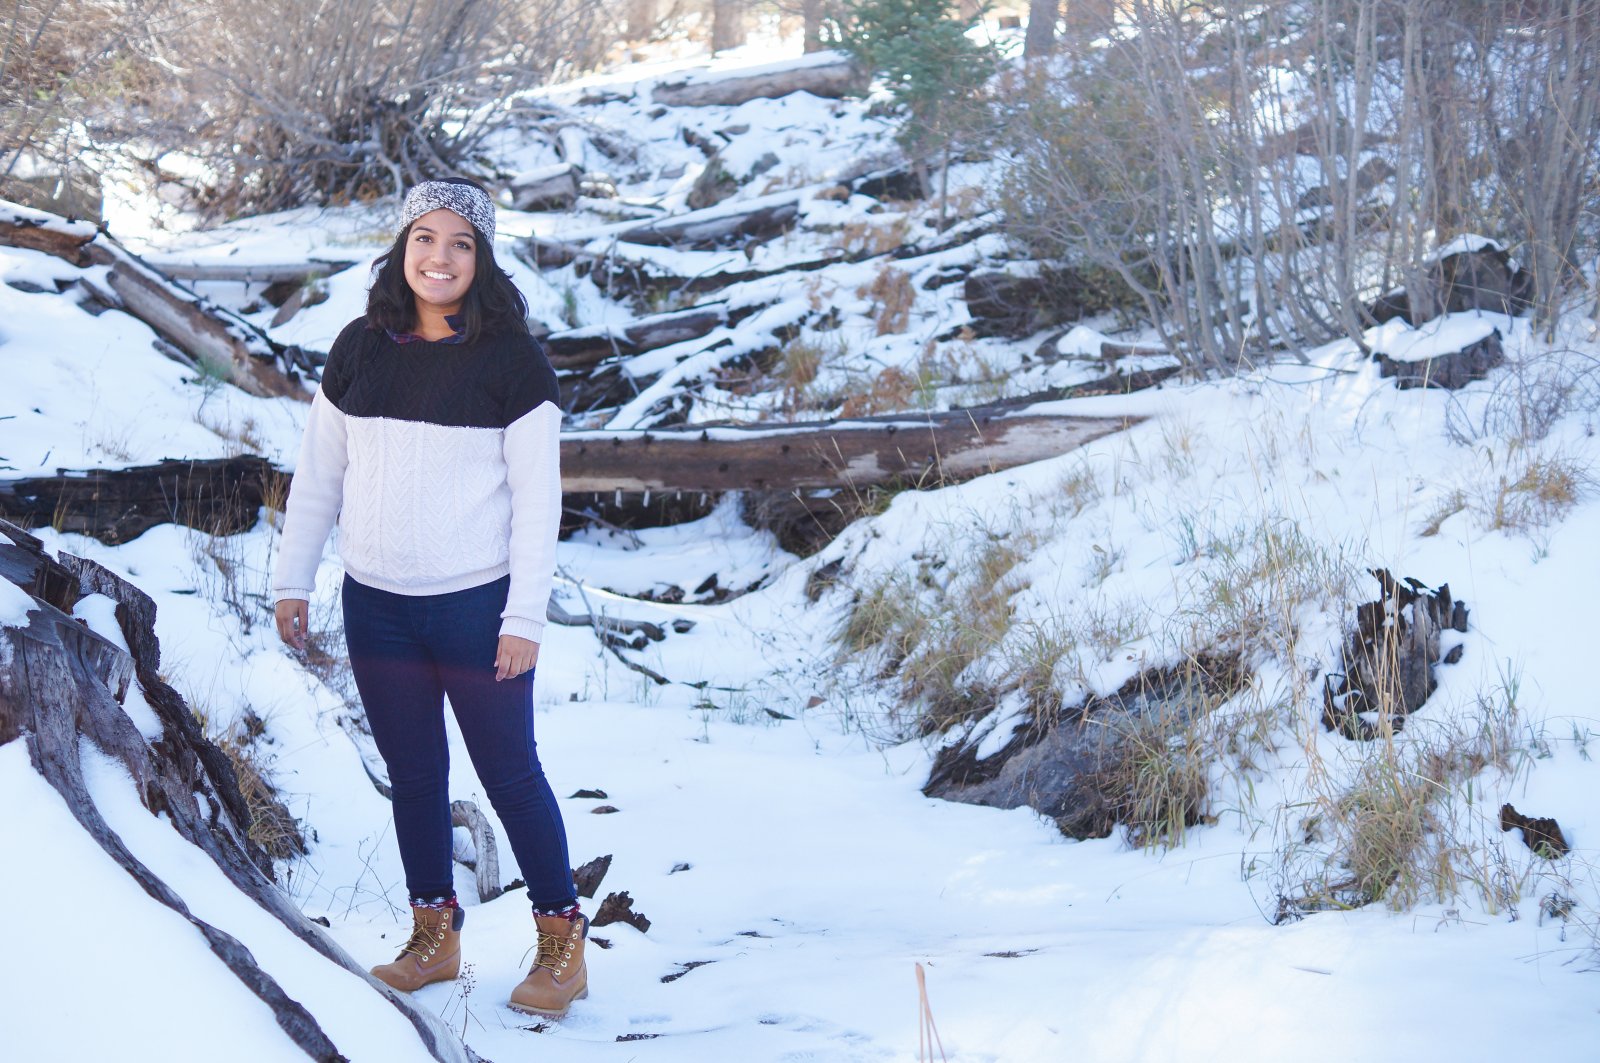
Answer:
[
  {"left": 500, "top": 162, "right": 582, "bottom": 212},
  {"left": 0, "top": 202, "right": 98, "bottom": 263},
  {"left": 0, "top": 519, "right": 481, "bottom": 1063},
  {"left": 138, "top": 259, "right": 357, "bottom": 286},
  {"left": 560, "top": 409, "right": 1143, "bottom": 494},
  {"left": 1, "top": 199, "right": 303, "bottom": 399},
  {"left": 0, "top": 456, "right": 286, "bottom": 545},
  {"left": 651, "top": 51, "right": 864, "bottom": 107},
  {"left": 615, "top": 189, "right": 803, "bottom": 249},
  {"left": 545, "top": 302, "right": 730, "bottom": 370}
]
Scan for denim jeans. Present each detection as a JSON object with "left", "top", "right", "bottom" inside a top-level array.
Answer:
[{"left": 342, "top": 573, "right": 576, "bottom": 909}]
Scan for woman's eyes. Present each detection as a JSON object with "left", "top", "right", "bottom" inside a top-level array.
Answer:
[{"left": 413, "top": 235, "right": 473, "bottom": 251}]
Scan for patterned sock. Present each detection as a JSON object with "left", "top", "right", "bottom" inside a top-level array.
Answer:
[
  {"left": 532, "top": 901, "right": 582, "bottom": 922},
  {"left": 412, "top": 893, "right": 459, "bottom": 911}
]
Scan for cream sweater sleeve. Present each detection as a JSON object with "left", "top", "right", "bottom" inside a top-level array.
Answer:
[
  {"left": 272, "top": 388, "right": 349, "bottom": 602},
  {"left": 498, "top": 400, "right": 562, "bottom": 642}
]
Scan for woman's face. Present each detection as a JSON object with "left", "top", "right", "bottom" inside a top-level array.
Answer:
[{"left": 403, "top": 208, "right": 478, "bottom": 315}]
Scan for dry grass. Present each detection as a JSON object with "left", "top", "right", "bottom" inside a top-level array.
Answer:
[
  {"left": 838, "top": 531, "right": 1033, "bottom": 734},
  {"left": 838, "top": 215, "right": 913, "bottom": 257},
  {"left": 1080, "top": 653, "right": 1254, "bottom": 851},
  {"left": 860, "top": 263, "right": 917, "bottom": 337},
  {"left": 1422, "top": 447, "right": 1590, "bottom": 541},
  {"left": 1287, "top": 667, "right": 1533, "bottom": 913}
]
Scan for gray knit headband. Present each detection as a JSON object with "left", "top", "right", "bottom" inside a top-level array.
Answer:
[{"left": 399, "top": 181, "right": 496, "bottom": 244}]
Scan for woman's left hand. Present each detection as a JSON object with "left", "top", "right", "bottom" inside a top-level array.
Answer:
[{"left": 495, "top": 634, "right": 541, "bottom": 681}]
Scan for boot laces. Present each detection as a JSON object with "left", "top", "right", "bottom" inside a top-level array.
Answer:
[
  {"left": 398, "top": 913, "right": 447, "bottom": 961},
  {"left": 523, "top": 927, "right": 571, "bottom": 975}
]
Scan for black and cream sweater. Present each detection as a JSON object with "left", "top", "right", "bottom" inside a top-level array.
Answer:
[{"left": 272, "top": 319, "right": 563, "bottom": 643}]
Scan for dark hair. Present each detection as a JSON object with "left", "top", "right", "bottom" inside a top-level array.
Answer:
[{"left": 366, "top": 179, "right": 529, "bottom": 343}]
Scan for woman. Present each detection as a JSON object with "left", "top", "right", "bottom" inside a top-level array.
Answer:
[{"left": 272, "top": 178, "right": 586, "bottom": 1018}]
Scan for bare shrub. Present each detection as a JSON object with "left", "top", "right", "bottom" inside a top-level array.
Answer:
[
  {"left": 135, "top": 0, "right": 611, "bottom": 218},
  {"left": 994, "top": 1, "right": 1600, "bottom": 364},
  {"left": 0, "top": 1, "right": 165, "bottom": 210},
  {"left": 1445, "top": 348, "right": 1600, "bottom": 447}
]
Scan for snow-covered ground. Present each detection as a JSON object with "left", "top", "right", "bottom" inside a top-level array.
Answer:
[{"left": 5, "top": 39, "right": 1600, "bottom": 1063}]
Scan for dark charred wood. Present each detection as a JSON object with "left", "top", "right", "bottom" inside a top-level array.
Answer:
[
  {"left": 592, "top": 890, "right": 651, "bottom": 933},
  {"left": 852, "top": 166, "right": 928, "bottom": 202},
  {"left": 1322, "top": 569, "right": 1468, "bottom": 740},
  {"left": 0, "top": 457, "right": 287, "bottom": 545},
  {"left": 1499, "top": 803, "right": 1569, "bottom": 858},
  {"left": 1376, "top": 327, "right": 1505, "bottom": 391},
  {"left": 572, "top": 854, "right": 613, "bottom": 899}
]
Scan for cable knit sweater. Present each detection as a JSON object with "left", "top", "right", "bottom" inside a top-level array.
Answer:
[{"left": 272, "top": 318, "right": 563, "bottom": 643}]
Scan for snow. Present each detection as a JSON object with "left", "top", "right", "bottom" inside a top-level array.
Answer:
[
  {"left": 0, "top": 579, "right": 36, "bottom": 628},
  {"left": 4, "top": 31, "right": 1600, "bottom": 1063},
  {"left": 1366, "top": 313, "right": 1501, "bottom": 363}
]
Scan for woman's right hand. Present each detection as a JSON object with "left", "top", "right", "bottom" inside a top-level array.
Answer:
[{"left": 275, "top": 599, "right": 310, "bottom": 650}]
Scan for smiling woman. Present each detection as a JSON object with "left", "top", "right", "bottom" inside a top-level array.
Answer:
[{"left": 269, "top": 178, "right": 589, "bottom": 1020}]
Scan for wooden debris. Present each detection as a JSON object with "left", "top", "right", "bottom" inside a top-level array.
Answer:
[
  {"left": 572, "top": 854, "right": 613, "bottom": 899},
  {"left": 1500, "top": 803, "right": 1569, "bottom": 858},
  {"left": 450, "top": 799, "right": 504, "bottom": 903},
  {"left": 652, "top": 52, "right": 863, "bottom": 107},
  {"left": 502, "top": 163, "right": 582, "bottom": 212},
  {"left": 592, "top": 890, "right": 651, "bottom": 933},
  {"left": 1323, "top": 570, "right": 1470, "bottom": 740},
  {"left": 0, "top": 202, "right": 98, "bottom": 264},
  {"left": 1376, "top": 327, "right": 1505, "bottom": 390},
  {"left": 544, "top": 302, "right": 729, "bottom": 370},
  {"left": 138, "top": 259, "right": 356, "bottom": 286},
  {"left": 613, "top": 190, "right": 802, "bottom": 249},
  {"left": 0, "top": 457, "right": 286, "bottom": 545},
  {"left": 1, "top": 199, "right": 303, "bottom": 399},
  {"left": 560, "top": 409, "right": 1143, "bottom": 494}
]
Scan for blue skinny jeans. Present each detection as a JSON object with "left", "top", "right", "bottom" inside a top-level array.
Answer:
[{"left": 342, "top": 573, "right": 576, "bottom": 910}]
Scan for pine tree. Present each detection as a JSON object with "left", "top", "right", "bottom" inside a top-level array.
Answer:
[{"left": 840, "top": 0, "right": 999, "bottom": 227}]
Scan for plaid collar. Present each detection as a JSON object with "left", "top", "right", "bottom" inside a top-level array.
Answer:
[{"left": 387, "top": 313, "right": 466, "bottom": 345}]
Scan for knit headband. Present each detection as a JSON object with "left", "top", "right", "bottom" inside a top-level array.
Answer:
[{"left": 399, "top": 180, "right": 496, "bottom": 244}]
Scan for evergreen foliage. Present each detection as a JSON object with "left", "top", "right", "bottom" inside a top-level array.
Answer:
[{"left": 839, "top": 0, "right": 999, "bottom": 172}]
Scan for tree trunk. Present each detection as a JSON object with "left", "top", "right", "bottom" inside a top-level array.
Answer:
[
  {"left": 627, "top": 0, "right": 657, "bottom": 39},
  {"left": 711, "top": 0, "right": 747, "bottom": 52},
  {"left": 1024, "top": 0, "right": 1057, "bottom": 59},
  {"left": 803, "top": 0, "right": 828, "bottom": 52}
]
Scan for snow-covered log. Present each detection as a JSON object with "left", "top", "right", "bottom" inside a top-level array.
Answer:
[
  {"left": 501, "top": 163, "right": 582, "bottom": 212},
  {"left": 615, "top": 189, "right": 803, "bottom": 249},
  {"left": 651, "top": 52, "right": 864, "bottom": 107},
  {"left": 560, "top": 409, "right": 1144, "bottom": 493},
  {"left": 0, "top": 199, "right": 303, "bottom": 399},
  {"left": 134, "top": 260, "right": 357, "bottom": 285},
  {"left": 0, "top": 519, "right": 481, "bottom": 1063},
  {"left": 544, "top": 302, "right": 730, "bottom": 370},
  {"left": 0, "top": 202, "right": 98, "bottom": 263}
]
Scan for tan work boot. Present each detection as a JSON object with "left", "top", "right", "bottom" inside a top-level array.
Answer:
[
  {"left": 371, "top": 904, "right": 463, "bottom": 992},
  {"left": 508, "top": 913, "right": 588, "bottom": 1018}
]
